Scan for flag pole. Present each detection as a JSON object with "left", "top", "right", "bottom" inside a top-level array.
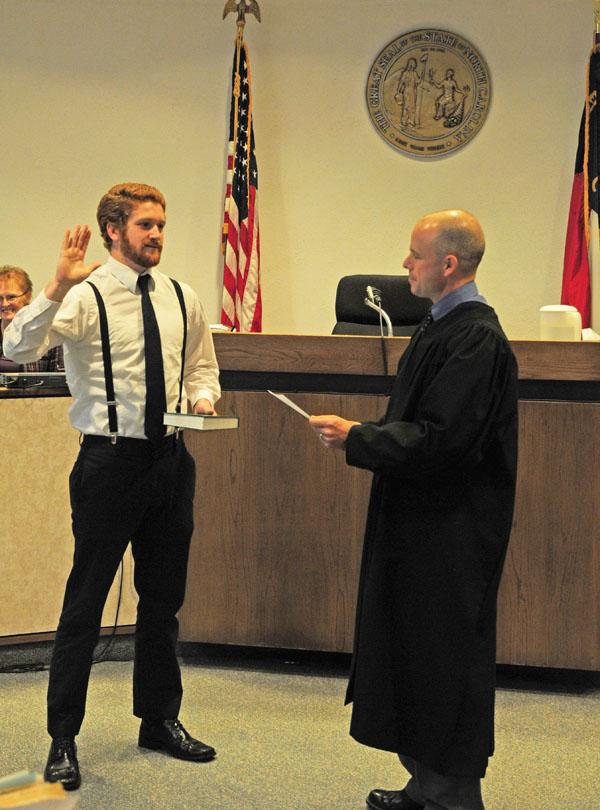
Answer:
[{"left": 220, "top": 0, "right": 263, "bottom": 332}]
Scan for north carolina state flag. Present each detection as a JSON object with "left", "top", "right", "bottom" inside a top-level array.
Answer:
[{"left": 561, "top": 48, "right": 600, "bottom": 330}]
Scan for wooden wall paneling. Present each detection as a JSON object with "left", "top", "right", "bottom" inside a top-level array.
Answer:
[
  {"left": 5, "top": 336, "right": 599, "bottom": 664},
  {"left": 510, "top": 341, "right": 600, "bottom": 381},
  {"left": 179, "top": 391, "right": 387, "bottom": 651},
  {"left": 497, "top": 401, "right": 600, "bottom": 669},
  {"left": 182, "top": 388, "right": 600, "bottom": 669},
  {"left": 212, "top": 333, "right": 600, "bottom": 382},
  {"left": 211, "top": 333, "right": 398, "bottom": 376}
]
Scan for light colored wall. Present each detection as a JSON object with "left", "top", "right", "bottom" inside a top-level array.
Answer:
[
  {"left": 0, "top": 0, "right": 592, "bottom": 339},
  {"left": 0, "top": 398, "right": 138, "bottom": 637}
]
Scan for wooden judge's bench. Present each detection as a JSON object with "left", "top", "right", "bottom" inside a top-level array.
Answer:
[
  {"left": 1, "top": 334, "right": 599, "bottom": 671},
  {"left": 178, "top": 334, "right": 600, "bottom": 671}
]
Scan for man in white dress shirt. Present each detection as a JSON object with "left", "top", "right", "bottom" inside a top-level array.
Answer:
[{"left": 4, "top": 183, "right": 221, "bottom": 790}]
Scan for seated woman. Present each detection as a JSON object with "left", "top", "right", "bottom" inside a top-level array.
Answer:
[{"left": 0, "top": 265, "right": 64, "bottom": 372}]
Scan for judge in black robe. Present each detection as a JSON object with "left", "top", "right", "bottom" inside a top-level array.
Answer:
[{"left": 310, "top": 210, "right": 518, "bottom": 810}]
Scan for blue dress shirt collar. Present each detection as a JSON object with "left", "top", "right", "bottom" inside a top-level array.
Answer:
[{"left": 431, "top": 280, "right": 487, "bottom": 321}]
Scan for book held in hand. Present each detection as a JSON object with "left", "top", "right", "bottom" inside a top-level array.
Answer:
[{"left": 163, "top": 412, "right": 239, "bottom": 431}]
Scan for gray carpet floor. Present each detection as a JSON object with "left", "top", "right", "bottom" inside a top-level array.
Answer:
[{"left": 0, "top": 650, "right": 598, "bottom": 809}]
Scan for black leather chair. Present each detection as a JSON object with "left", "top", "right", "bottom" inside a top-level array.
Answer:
[{"left": 332, "top": 274, "right": 431, "bottom": 336}]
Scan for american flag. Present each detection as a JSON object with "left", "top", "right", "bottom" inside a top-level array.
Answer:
[{"left": 221, "top": 36, "right": 262, "bottom": 332}]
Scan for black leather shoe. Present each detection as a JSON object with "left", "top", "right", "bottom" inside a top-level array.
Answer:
[
  {"left": 138, "top": 718, "right": 216, "bottom": 762},
  {"left": 366, "top": 788, "right": 425, "bottom": 810},
  {"left": 43, "top": 737, "right": 81, "bottom": 791}
]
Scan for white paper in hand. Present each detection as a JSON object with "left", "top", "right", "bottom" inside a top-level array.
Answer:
[{"left": 267, "top": 390, "right": 310, "bottom": 419}]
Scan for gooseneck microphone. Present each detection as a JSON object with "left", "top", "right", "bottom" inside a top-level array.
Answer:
[
  {"left": 366, "top": 285, "right": 382, "bottom": 306},
  {"left": 364, "top": 286, "right": 393, "bottom": 337}
]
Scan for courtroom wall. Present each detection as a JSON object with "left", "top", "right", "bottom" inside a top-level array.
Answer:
[
  {"left": 0, "top": 0, "right": 590, "bottom": 338},
  {"left": 0, "top": 398, "right": 138, "bottom": 638}
]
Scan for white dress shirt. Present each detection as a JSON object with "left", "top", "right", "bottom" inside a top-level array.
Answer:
[{"left": 4, "top": 257, "right": 221, "bottom": 438}]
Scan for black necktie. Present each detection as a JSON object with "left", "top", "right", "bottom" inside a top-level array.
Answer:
[
  {"left": 138, "top": 274, "right": 166, "bottom": 443},
  {"left": 411, "top": 311, "right": 433, "bottom": 345},
  {"left": 400, "top": 311, "right": 433, "bottom": 368},
  {"left": 419, "top": 311, "right": 433, "bottom": 335}
]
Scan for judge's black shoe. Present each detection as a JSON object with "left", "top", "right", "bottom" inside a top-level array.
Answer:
[
  {"left": 138, "top": 718, "right": 216, "bottom": 762},
  {"left": 366, "top": 788, "right": 425, "bottom": 810},
  {"left": 43, "top": 737, "right": 81, "bottom": 791}
]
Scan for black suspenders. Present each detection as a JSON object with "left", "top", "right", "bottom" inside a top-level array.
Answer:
[
  {"left": 86, "top": 278, "right": 188, "bottom": 442},
  {"left": 86, "top": 282, "right": 118, "bottom": 440},
  {"left": 170, "top": 278, "right": 187, "bottom": 415}
]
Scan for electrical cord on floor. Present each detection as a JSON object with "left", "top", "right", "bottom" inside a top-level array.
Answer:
[{"left": 0, "top": 560, "right": 124, "bottom": 674}]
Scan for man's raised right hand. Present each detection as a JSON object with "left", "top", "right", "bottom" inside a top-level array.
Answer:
[{"left": 45, "top": 225, "right": 102, "bottom": 302}]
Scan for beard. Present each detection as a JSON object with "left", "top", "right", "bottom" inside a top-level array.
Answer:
[{"left": 120, "top": 228, "right": 162, "bottom": 269}]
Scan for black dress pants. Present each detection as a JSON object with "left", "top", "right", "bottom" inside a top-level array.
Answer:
[
  {"left": 47, "top": 434, "right": 195, "bottom": 738},
  {"left": 399, "top": 754, "right": 484, "bottom": 810}
]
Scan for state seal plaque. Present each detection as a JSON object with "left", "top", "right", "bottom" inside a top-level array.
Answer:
[{"left": 366, "top": 29, "right": 491, "bottom": 157}]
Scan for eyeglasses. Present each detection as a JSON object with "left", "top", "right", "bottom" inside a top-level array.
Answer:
[{"left": 0, "top": 292, "right": 28, "bottom": 304}]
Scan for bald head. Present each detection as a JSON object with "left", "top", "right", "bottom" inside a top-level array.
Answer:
[
  {"left": 419, "top": 210, "right": 485, "bottom": 277},
  {"left": 403, "top": 209, "right": 486, "bottom": 303}
]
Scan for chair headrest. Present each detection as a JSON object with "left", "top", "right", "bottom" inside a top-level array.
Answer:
[{"left": 334, "top": 274, "right": 431, "bottom": 326}]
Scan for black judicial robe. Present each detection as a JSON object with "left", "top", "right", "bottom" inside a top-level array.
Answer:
[{"left": 344, "top": 301, "right": 518, "bottom": 778}]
